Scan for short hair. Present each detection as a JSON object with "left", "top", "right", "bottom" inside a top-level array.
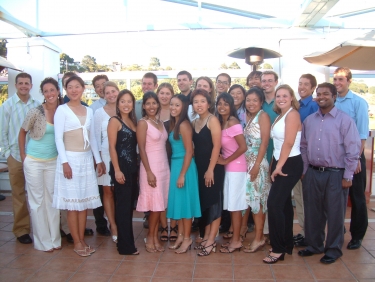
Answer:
[
  {"left": 194, "top": 76, "right": 216, "bottom": 114},
  {"left": 15, "top": 72, "right": 32, "bottom": 84},
  {"left": 316, "top": 82, "right": 337, "bottom": 97},
  {"left": 246, "top": 71, "right": 262, "bottom": 86},
  {"left": 141, "top": 91, "right": 160, "bottom": 117},
  {"left": 299, "top": 74, "right": 317, "bottom": 88},
  {"left": 245, "top": 86, "right": 265, "bottom": 105},
  {"left": 261, "top": 70, "right": 278, "bottom": 82},
  {"left": 116, "top": 89, "right": 137, "bottom": 125},
  {"left": 65, "top": 75, "right": 85, "bottom": 89},
  {"left": 216, "top": 73, "right": 231, "bottom": 85},
  {"left": 334, "top": 67, "right": 352, "bottom": 81},
  {"left": 215, "top": 93, "right": 239, "bottom": 126},
  {"left": 40, "top": 77, "right": 63, "bottom": 106},
  {"left": 177, "top": 70, "right": 192, "bottom": 81},
  {"left": 156, "top": 82, "right": 175, "bottom": 96},
  {"left": 103, "top": 81, "right": 119, "bottom": 96},
  {"left": 273, "top": 84, "right": 299, "bottom": 114},
  {"left": 169, "top": 95, "right": 190, "bottom": 140},
  {"left": 142, "top": 72, "right": 158, "bottom": 85},
  {"left": 190, "top": 89, "right": 212, "bottom": 115},
  {"left": 92, "top": 74, "right": 109, "bottom": 87}
]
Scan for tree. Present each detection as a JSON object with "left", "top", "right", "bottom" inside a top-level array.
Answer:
[
  {"left": 350, "top": 81, "right": 368, "bottom": 94},
  {"left": 0, "top": 39, "right": 7, "bottom": 58},
  {"left": 228, "top": 62, "right": 240, "bottom": 69},
  {"left": 261, "top": 63, "right": 273, "bottom": 69},
  {"left": 232, "top": 78, "right": 247, "bottom": 89},
  {"left": 131, "top": 85, "right": 143, "bottom": 100},
  {"left": 220, "top": 63, "right": 228, "bottom": 69},
  {"left": 369, "top": 86, "right": 375, "bottom": 94},
  {"left": 81, "top": 55, "right": 98, "bottom": 72},
  {"left": 149, "top": 57, "right": 161, "bottom": 70},
  {"left": 0, "top": 84, "right": 8, "bottom": 105},
  {"left": 60, "top": 53, "right": 85, "bottom": 73}
]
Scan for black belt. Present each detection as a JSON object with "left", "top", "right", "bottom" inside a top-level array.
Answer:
[{"left": 309, "top": 164, "right": 344, "bottom": 172}]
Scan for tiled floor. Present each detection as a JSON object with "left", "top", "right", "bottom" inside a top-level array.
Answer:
[{"left": 0, "top": 195, "right": 374, "bottom": 282}]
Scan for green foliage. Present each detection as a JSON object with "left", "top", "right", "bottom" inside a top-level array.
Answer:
[
  {"left": 60, "top": 53, "right": 86, "bottom": 73},
  {"left": 228, "top": 62, "right": 240, "bottom": 69},
  {"left": 0, "top": 40, "right": 7, "bottom": 58},
  {"left": 149, "top": 57, "right": 161, "bottom": 70},
  {"left": 131, "top": 85, "right": 143, "bottom": 100},
  {"left": 0, "top": 84, "right": 8, "bottom": 105},
  {"left": 231, "top": 78, "right": 247, "bottom": 89},
  {"left": 350, "top": 81, "right": 368, "bottom": 94},
  {"left": 159, "top": 78, "right": 180, "bottom": 94},
  {"left": 369, "top": 86, "right": 375, "bottom": 94},
  {"left": 220, "top": 63, "right": 228, "bottom": 69},
  {"left": 261, "top": 63, "right": 273, "bottom": 69},
  {"left": 81, "top": 55, "right": 98, "bottom": 72}
]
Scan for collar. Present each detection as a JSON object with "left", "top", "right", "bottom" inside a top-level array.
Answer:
[
  {"left": 337, "top": 89, "right": 354, "bottom": 100},
  {"left": 264, "top": 99, "right": 274, "bottom": 105},
  {"left": 317, "top": 106, "right": 337, "bottom": 118},
  {"left": 14, "top": 93, "right": 34, "bottom": 104},
  {"left": 299, "top": 95, "right": 313, "bottom": 106}
]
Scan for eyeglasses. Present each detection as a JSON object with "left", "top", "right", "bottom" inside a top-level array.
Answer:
[
  {"left": 261, "top": 79, "right": 275, "bottom": 84},
  {"left": 217, "top": 80, "right": 229, "bottom": 85}
]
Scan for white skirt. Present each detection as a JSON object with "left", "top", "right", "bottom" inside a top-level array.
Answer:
[
  {"left": 97, "top": 151, "right": 112, "bottom": 186},
  {"left": 223, "top": 171, "right": 247, "bottom": 211},
  {"left": 53, "top": 151, "right": 102, "bottom": 211}
]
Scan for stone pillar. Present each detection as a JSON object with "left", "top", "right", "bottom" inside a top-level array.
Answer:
[{"left": 6, "top": 37, "right": 61, "bottom": 102}]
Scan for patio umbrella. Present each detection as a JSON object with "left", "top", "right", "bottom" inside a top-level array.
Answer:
[
  {"left": 0, "top": 56, "right": 22, "bottom": 72},
  {"left": 303, "top": 30, "right": 375, "bottom": 70}
]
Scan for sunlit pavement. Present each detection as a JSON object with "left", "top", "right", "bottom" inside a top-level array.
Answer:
[{"left": 0, "top": 194, "right": 374, "bottom": 282}]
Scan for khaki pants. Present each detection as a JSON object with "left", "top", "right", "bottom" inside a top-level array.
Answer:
[
  {"left": 7, "top": 155, "right": 30, "bottom": 237},
  {"left": 293, "top": 179, "right": 304, "bottom": 236}
]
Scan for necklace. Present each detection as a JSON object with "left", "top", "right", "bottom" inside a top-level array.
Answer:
[
  {"left": 196, "top": 114, "right": 212, "bottom": 132},
  {"left": 148, "top": 117, "right": 159, "bottom": 125}
]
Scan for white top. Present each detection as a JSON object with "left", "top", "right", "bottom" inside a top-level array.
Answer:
[
  {"left": 271, "top": 108, "right": 301, "bottom": 161},
  {"left": 90, "top": 98, "right": 106, "bottom": 113},
  {"left": 94, "top": 107, "right": 111, "bottom": 153},
  {"left": 187, "top": 104, "right": 198, "bottom": 122},
  {"left": 54, "top": 104, "right": 102, "bottom": 164}
]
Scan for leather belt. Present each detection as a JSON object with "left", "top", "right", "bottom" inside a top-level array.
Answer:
[{"left": 309, "top": 164, "right": 344, "bottom": 172}]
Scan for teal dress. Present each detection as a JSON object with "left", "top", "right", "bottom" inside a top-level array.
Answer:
[{"left": 166, "top": 132, "right": 201, "bottom": 220}]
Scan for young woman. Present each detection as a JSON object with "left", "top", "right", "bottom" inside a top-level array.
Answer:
[
  {"left": 243, "top": 87, "right": 271, "bottom": 253},
  {"left": 188, "top": 77, "right": 216, "bottom": 122},
  {"left": 53, "top": 76, "right": 104, "bottom": 257},
  {"left": 229, "top": 84, "right": 247, "bottom": 128},
  {"left": 94, "top": 81, "right": 119, "bottom": 243},
  {"left": 136, "top": 92, "right": 170, "bottom": 253},
  {"left": 19, "top": 77, "right": 63, "bottom": 252},
  {"left": 264, "top": 85, "right": 303, "bottom": 264},
  {"left": 191, "top": 89, "right": 224, "bottom": 256},
  {"left": 216, "top": 93, "right": 247, "bottom": 253},
  {"left": 166, "top": 95, "right": 201, "bottom": 253},
  {"left": 108, "top": 89, "right": 139, "bottom": 255},
  {"left": 156, "top": 83, "right": 178, "bottom": 242}
]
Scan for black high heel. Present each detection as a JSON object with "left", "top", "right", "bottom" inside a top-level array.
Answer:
[
  {"left": 263, "top": 253, "right": 285, "bottom": 264},
  {"left": 198, "top": 242, "right": 216, "bottom": 256},
  {"left": 194, "top": 239, "right": 207, "bottom": 250},
  {"left": 160, "top": 226, "right": 169, "bottom": 242},
  {"left": 169, "top": 225, "right": 178, "bottom": 242}
]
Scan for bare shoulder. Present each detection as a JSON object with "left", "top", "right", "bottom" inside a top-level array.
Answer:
[
  {"left": 180, "top": 120, "right": 192, "bottom": 132},
  {"left": 259, "top": 111, "right": 270, "bottom": 122},
  {"left": 227, "top": 116, "right": 240, "bottom": 127}
]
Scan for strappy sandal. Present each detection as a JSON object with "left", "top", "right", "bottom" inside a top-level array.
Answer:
[
  {"left": 220, "top": 245, "right": 243, "bottom": 253},
  {"left": 263, "top": 253, "right": 285, "bottom": 264},
  {"left": 145, "top": 243, "right": 157, "bottom": 253},
  {"left": 194, "top": 239, "right": 207, "bottom": 250},
  {"left": 74, "top": 249, "right": 91, "bottom": 257},
  {"left": 169, "top": 233, "right": 183, "bottom": 249},
  {"left": 197, "top": 242, "right": 216, "bottom": 256},
  {"left": 154, "top": 243, "right": 165, "bottom": 252},
  {"left": 223, "top": 231, "right": 233, "bottom": 239},
  {"left": 160, "top": 226, "right": 169, "bottom": 242},
  {"left": 85, "top": 245, "right": 96, "bottom": 254},
  {"left": 169, "top": 225, "right": 178, "bottom": 242},
  {"left": 244, "top": 240, "right": 265, "bottom": 253}
]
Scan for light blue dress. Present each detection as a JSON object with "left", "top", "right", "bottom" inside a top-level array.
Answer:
[{"left": 166, "top": 132, "right": 201, "bottom": 219}]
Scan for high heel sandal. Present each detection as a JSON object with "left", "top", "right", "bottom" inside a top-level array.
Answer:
[
  {"left": 269, "top": 247, "right": 293, "bottom": 255},
  {"left": 198, "top": 242, "right": 216, "bottom": 256},
  {"left": 169, "top": 225, "right": 178, "bottom": 242},
  {"left": 220, "top": 244, "right": 243, "bottom": 253},
  {"left": 85, "top": 245, "right": 96, "bottom": 254},
  {"left": 169, "top": 233, "right": 183, "bottom": 249},
  {"left": 194, "top": 239, "right": 207, "bottom": 250},
  {"left": 145, "top": 243, "right": 157, "bottom": 253},
  {"left": 263, "top": 253, "right": 285, "bottom": 264},
  {"left": 244, "top": 240, "right": 265, "bottom": 253},
  {"left": 240, "top": 226, "right": 248, "bottom": 242},
  {"left": 223, "top": 231, "right": 233, "bottom": 239},
  {"left": 160, "top": 226, "right": 169, "bottom": 242},
  {"left": 175, "top": 238, "right": 193, "bottom": 254},
  {"left": 74, "top": 249, "right": 91, "bottom": 257}
]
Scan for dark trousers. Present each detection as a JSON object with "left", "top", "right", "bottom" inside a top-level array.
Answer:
[
  {"left": 349, "top": 152, "right": 368, "bottom": 240},
  {"left": 268, "top": 155, "right": 303, "bottom": 254},
  {"left": 114, "top": 172, "right": 138, "bottom": 255},
  {"left": 93, "top": 185, "right": 108, "bottom": 229},
  {"left": 303, "top": 167, "right": 348, "bottom": 259}
]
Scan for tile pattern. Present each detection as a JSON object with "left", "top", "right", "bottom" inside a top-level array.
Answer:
[{"left": 0, "top": 195, "right": 374, "bottom": 282}]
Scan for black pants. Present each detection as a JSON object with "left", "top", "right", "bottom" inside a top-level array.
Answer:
[
  {"left": 349, "top": 152, "right": 368, "bottom": 240},
  {"left": 93, "top": 185, "right": 108, "bottom": 229},
  {"left": 303, "top": 167, "right": 348, "bottom": 259},
  {"left": 268, "top": 155, "right": 303, "bottom": 254},
  {"left": 114, "top": 172, "right": 138, "bottom": 255}
]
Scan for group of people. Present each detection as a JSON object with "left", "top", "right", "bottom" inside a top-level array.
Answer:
[{"left": 0, "top": 67, "right": 368, "bottom": 264}]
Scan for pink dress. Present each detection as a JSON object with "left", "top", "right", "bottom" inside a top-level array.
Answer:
[{"left": 136, "top": 120, "right": 170, "bottom": 212}]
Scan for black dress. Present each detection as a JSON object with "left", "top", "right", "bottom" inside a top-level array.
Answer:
[
  {"left": 109, "top": 117, "right": 138, "bottom": 255},
  {"left": 192, "top": 121, "right": 224, "bottom": 228}
]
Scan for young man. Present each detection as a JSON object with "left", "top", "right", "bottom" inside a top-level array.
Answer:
[
  {"left": 0, "top": 73, "right": 40, "bottom": 244},
  {"left": 135, "top": 72, "right": 158, "bottom": 121},
  {"left": 177, "top": 70, "right": 193, "bottom": 101},
  {"left": 293, "top": 74, "right": 319, "bottom": 247},
  {"left": 333, "top": 67, "right": 369, "bottom": 250},
  {"left": 299, "top": 82, "right": 360, "bottom": 264},
  {"left": 90, "top": 74, "right": 109, "bottom": 113},
  {"left": 216, "top": 73, "right": 231, "bottom": 95},
  {"left": 246, "top": 70, "right": 262, "bottom": 88}
]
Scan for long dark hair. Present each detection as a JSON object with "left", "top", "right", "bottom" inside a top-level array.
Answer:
[
  {"left": 40, "top": 77, "right": 63, "bottom": 106},
  {"left": 215, "top": 93, "right": 238, "bottom": 126},
  {"left": 228, "top": 84, "right": 246, "bottom": 112},
  {"left": 116, "top": 89, "right": 137, "bottom": 125},
  {"left": 142, "top": 92, "right": 161, "bottom": 117},
  {"left": 169, "top": 94, "right": 190, "bottom": 140}
]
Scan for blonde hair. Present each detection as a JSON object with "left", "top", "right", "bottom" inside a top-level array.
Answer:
[
  {"left": 273, "top": 84, "right": 300, "bottom": 114},
  {"left": 103, "top": 81, "right": 119, "bottom": 96}
]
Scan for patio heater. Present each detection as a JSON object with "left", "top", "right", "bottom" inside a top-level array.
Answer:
[{"left": 227, "top": 47, "right": 282, "bottom": 71}]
